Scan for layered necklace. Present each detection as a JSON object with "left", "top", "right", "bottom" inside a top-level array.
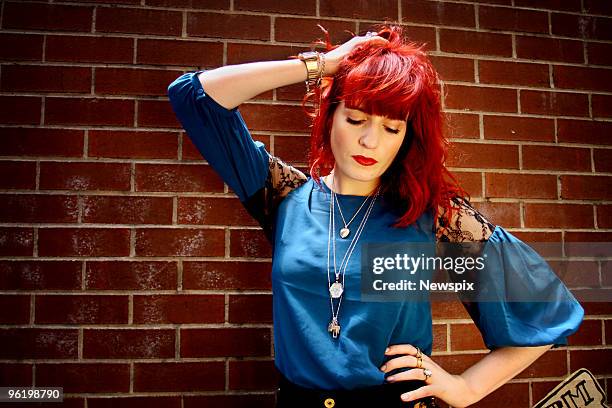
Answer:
[{"left": 326, "top": 175, "right": 380, "bottom": 339}]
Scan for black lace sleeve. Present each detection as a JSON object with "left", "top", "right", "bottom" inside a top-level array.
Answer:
[
  {"left": 242, "top": 154, "right": 308, "bottom": 243},
  {"left": 434, "top": 196, "right": 496, "bottom": 243}
]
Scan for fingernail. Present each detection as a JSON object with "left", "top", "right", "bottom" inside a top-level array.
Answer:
[
  {"left": 387, "top": 375, "right": 395, "bottom": 381},
  {"left": 380, "top": 365, "right": 387, "bottom": 372},
  {"left": 401, "top": 394, "right": 410, "bottom": 401},
  {"left": 385, "top": 347, "right": 390, "bottom": 353}
]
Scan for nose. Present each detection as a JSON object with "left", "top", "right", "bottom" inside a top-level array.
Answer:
[{"left": 358, "top": 124, "right": 380, "bottom": 149}]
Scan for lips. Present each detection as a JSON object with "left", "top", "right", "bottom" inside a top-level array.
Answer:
[{"left": 352, "top": 155, "right": 378, "bottom": 166}]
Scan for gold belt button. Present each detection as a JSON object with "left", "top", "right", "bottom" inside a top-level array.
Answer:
[{"left": 323, "top": 397, "right": 335, "bottom": 408}]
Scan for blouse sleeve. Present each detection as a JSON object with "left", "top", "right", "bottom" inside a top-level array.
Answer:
[
  {"left": 435, "top": 196, "right": 584, "bottom": 350},
  {"left": 167, "top": 70, "right": 307, "bottom": 241}
]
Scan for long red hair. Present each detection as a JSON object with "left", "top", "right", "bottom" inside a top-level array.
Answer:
[{"left": 303, "top": 24, "right": 469, "bottom": 231}]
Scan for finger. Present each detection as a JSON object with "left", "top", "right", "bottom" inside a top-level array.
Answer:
[
  {"left": 385, "top": 368, "right": 430, "bottom": 383},
  {"left": 385, "top": 344, "right": 419, "bottom": 356},
  {"left": 400, "top": 385, "right": 435, "bottom": 402},
  {"left": 380, "top": 355, "right": 417, "bottom": 373}
]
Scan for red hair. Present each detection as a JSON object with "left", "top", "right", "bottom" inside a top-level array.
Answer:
[{"left": 304, "top": 24, "right": 469, "bottom": 231}]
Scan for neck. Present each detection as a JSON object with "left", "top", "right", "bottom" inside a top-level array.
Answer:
[{"left": 324, "top": 170, "right": 380, "bottom": 196}]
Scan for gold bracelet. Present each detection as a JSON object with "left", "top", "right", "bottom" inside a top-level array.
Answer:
[{"left": 298, "top": 51, "right": 324, "bottom": 93}]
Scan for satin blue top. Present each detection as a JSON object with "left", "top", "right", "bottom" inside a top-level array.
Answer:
[{"left": 168, "top": 71, "right": 584, "bottom": 390}]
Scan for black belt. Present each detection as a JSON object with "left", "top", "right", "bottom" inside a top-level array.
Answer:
[{"left": 275, "top": 372, "right": 438, "bottom": 408}]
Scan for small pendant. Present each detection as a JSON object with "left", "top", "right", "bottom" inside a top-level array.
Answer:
[
  {"left": 328, "top": 318, "right": 341, "bottom": 338},
  {"left": 339, "top": 227, "right": 350, "bottom": 239},
  {"left": 329, "top": 282, "right": 344, "bottom": 298}
]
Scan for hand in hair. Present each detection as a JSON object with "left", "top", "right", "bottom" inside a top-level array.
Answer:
[{"left": 322, "top": 32, "right": 388, "bottom": 76}]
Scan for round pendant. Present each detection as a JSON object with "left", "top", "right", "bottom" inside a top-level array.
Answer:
[
  {"left": 329, "top": 282, "right": 344, "bottom": 298},
  {"left": 339, "top": 227, "right": 350, "bottom": 239}
]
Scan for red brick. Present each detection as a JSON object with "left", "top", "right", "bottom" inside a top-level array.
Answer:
[
  {"left": 320, "top": 0, "right": 397, "bottom": 19},
  {"left": 483, "top": 115, "right": 554, "bottom": 142},
  {"left": 591, "top": 95, "right": 612, "bottom": 118},
  {"left": 2, "top": 2, "right": 93, "bottom": 32},
  {"left": 582, "top": 302, "right": 612, "bottom": 315},
  {"left": 0, "top": 194, "right": 78, "bottom": 223},
  {"left": 479, "top": 6, "right": 548, "bottom": 34},
  {"left": 86, "top": 261, "right": 176, "bottom": 290},
  {"left": 516, "top": 36, "right": 584, "bottom": 63},
  {"left": 430, "top": 56, "right": 475, "bottom": 83},
  {"left": 40, "top": 162, "right": 131, "bottom": 191},
  {"left": 147, "top": 0, "right": 227, "bottom": 7},
  {"left": 46, "top": 35, "right": 133, "bottom": 64},
  {"left": 135, "top": 228, "right": 225, "bottom": 257},
  {"left": 0, "top": 128, "right": 83, "bottom": 157},
  {"left": 135, "top": 163, "right": 224, "bottom": 193},
  {"left": 133, "top": 294, "right": 224, "bottom": 324},
  {"left": 1, "top": 65, "right": 91, "bottom": 93},
  {"left": 95, "top": 68, "right": 181, "bottom": 97},
  {"left": 139, "top": 99, "right": 182, "bottom": 128},
  {"left": 230, "top": 229, "right": 273, "bottom": 258},
  {"left": 453, "top": 171, "right": 482, "bottom": 198},
  {"left": 89, "top": 397, "right": 181, "bottom": 408},
  {"left": 435, "top": 353, "right": 482, "bottom": 373},
  {"left": 478, "top": 383, "right": 530, "bottom": 407},
  {"left": 183, "top": 260, "right": 272, "bottom": 290},
  {"left": 552, "top": 13, "right": 612, "bottom": 41},
  {"left": 134, "top": 362, "right": 224, "bottom": 392},
  {"left": 485, "top": 173, "right": 557, "bottom": 199},
  {"left": 514, "top": 0, "right": 581, "bottom": 11},
  {"left": 431, "top": 300, "right": 470, "bottom": 319},
  {"left": 524, "top": 203, "right": 594, "bottom": 229},
  {"left": 96, "top": 8, "right": 182, "bottom": 36},
  {"left": 468, "top": 0, "right": 511, "bottom": 3},
  {"left": 89, "top": 130, "right": 178, "bottom": 159},
  {"left": 532, "top": 381, "right": 565, "bottom": 406},
  {"left": 235, "top": 0, "right": 314, "bottom": 15},
  {"left": 445, "top": 113, "right": 479, "bottom": 139},
  {"left": 0, "top": 329, "right": 77, "bottom": 359},
  {"left": 0, "top": 260, "right": 81, "bottom": 290},
  {"left": 597, "top": 205, "right": 612, "bottom": 228},
  {"left": 440, "top": 29, "right": 512, "bottom": 57},
  {"left": 479, "top": 60, "right": 549, "bottom": 87},
  {"left": 274, "top": 135, "right": 310, "bottom": 163},
  {"left": 82, "top": 196, "right": 173, "bottom": 224},
  {"left": 83, "top": 329, "right": 175, "bottom": 359},
  {"left": 0, "top": 33, "right": 43, "bottom": 61},
  {"left": 274, "top": 18, "right": 355, "bottom": 44},
  {"left": 227, "top": 43, "right": 301, "bottom": 65},
  {"left": 228, "top": 294, "right": 272, "bottom": 324},
  {"left": 0, "top": 363, "right": 32, "bottom": 387},
  {"left": 45, "top": 97, "right": 134, "bottom": 126},
  {"left": 558, "top": 119, "right": 612, "bottom": 144},
  {"left": 445, "top": 85, "right": 517, "bottom": 113},
  {"left": 432, "top": 324, "right": 447, "bottom": 352},
  {"left": 72, "top": 0, "right": 141, "bottom": 4},
  {"left": 37, "top": 363, "right": 129, "bottom": 393},
  {"left": 521, "top": 90, "right": 589, "bottom": 117},
  {"left": 607, "top": 320, "right": 612, "bottom": 344},
  {"left": 0, "top": 228, "right": 33, "bottom": 256},
  {"left": 550, "top": 259, "right": 600, "bottom": 288},
  {"left": 35, "top": 295, "right": 128, "bottom": 324},
  {"left": 137, "top": 39, "right": 223, "bottom": 67},
  {"left": 228, "top": 360, "right": 278, "bottom": 391},
  {"left": 184, "top": 395, "right": 275, "bottom": 408},
  {"left": 450, "top": 323, "right": 485, "bottom": 351},
  {"left": 447, "top": 142, "right": 519, "bottom": 169},
  {"left": 0, "top": 296, "right": 29, "bottom": 324},
  {"left": 181, "top": 328, "right": 271, "bottom": 357},
  {"left": 239, "top": 103, "right": 308, "bottom": 132},
  {"left": 570, "top": 349, "right": 612, "bottom": 375},
  {"left": 402, "top": 0, "right": 475, "bottom": 27},
  {"left": 587, "top": 42, "right": 612, "bottom": 66},
  {"left": 562, "top": 175, "right": 612, "bottom": 200},
  {"left": 568, "top": 319, "right": 602, "bottom": 346},
  {"left": 0, "top": 96, "right": 41, "bottom": 124},
  {"left": 187, "top": 12, "right": 269, "bottom": 40},
  {"left": 523, "top": 145, "right": 591, "bottom": 171},
  {"left": 584, "top": 0, "right": 612, "bottom": 15},
  {"left": 177, "top": 197, "right": 258, "bottom": 226},
  {"left": 472, "top": 201, "right": 520, "bottom": 227},
  {"left": 38, "top": 228, "right": 130, "bottom": 257},
  {"left": 554, "top": 65, "right": 612, "bottom": 92}
]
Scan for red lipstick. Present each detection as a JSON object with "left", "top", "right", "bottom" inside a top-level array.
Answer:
[{"left": 352, "top": 155, "right": 378, "bottom": 166}]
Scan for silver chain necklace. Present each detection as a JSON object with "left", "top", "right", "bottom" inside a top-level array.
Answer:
[{"left": 326, "top": 178, "right": 380, "bottom": 339}]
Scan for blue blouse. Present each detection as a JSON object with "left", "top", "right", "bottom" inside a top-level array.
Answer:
[{"left": 168, "top": 71, "right": 584, "bottom": 390}]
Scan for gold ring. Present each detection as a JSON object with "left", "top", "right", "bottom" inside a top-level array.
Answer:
[
  {"left": 416, "top": 355, "right": 423, "bottom": 369},
  {"left": 415, "top": 346, "right": 422, "bottom": 359},
  {"left": 423, "top": 368, "right": 432, "bottom": 382}
]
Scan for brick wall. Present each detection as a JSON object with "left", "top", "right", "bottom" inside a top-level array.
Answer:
[{"left": 0, "top": 0, "right": 610, "bottom": 407}]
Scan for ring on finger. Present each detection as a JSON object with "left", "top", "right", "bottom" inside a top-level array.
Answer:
[
  {"left": 415, "top": 346, "right": 422, "bottom": 359},
  {"left": 423, "top": 368, "right": 432, "bottom": 382},
  {"left": 416, "top": 355, "right": 423, "bottom": 369}
]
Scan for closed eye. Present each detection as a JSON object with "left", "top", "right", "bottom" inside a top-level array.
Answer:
[{"left": 346, "top": 117, "right": 400, "bottom": 134}]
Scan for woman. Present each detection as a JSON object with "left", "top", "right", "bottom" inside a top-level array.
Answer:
[{"left": 168, "top": 25, "right": 584, "bottom": 408}]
